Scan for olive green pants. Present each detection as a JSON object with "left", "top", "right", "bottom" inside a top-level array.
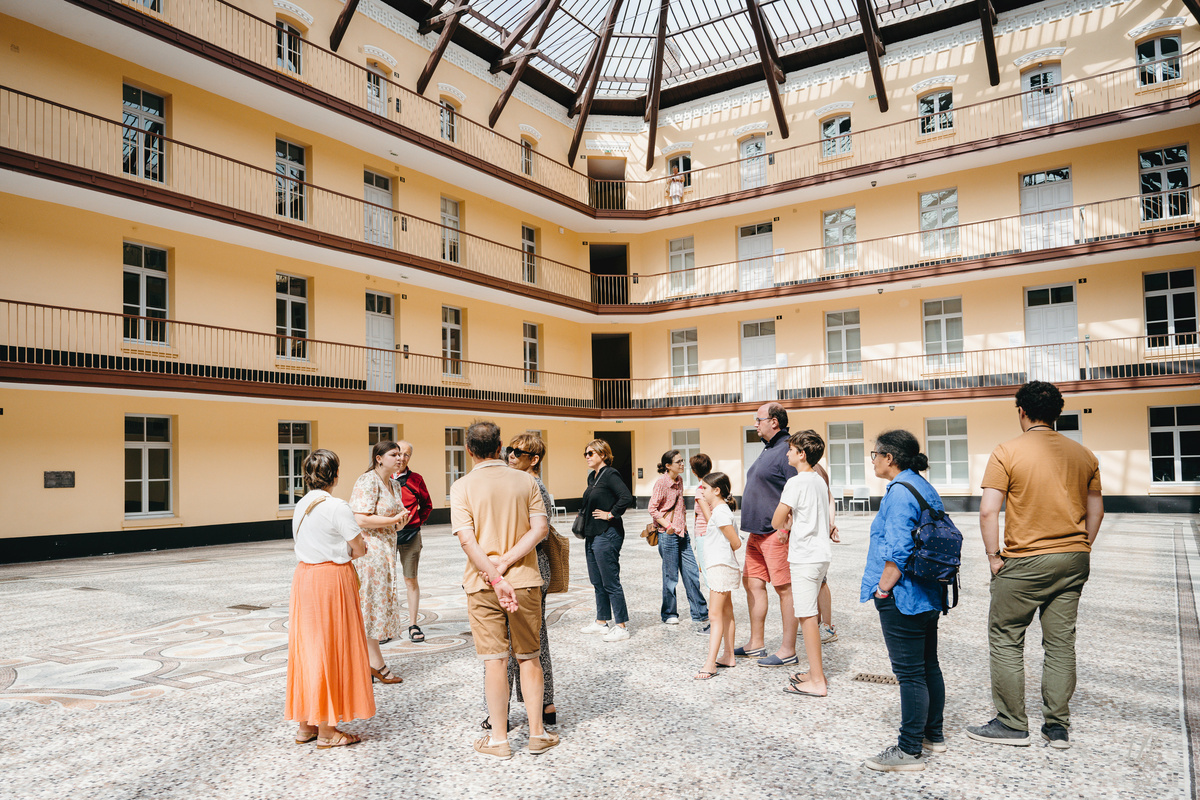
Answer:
[{"left": 988, "top": 551, "right": 1090, "bottom": 731}]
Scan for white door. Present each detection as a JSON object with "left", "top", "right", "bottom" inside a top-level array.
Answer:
[
  {"left": 743, "top": 426, "right": 765, "bottom": 476},
  {"left": 1022, "top": 64, "right": 1062, "bottom": 128},
  {"left": 364, "top": 173, "right": 393, "bottom": 248},
  {"left": 740, "top": 135, "right": 766, "bottom": 190},
  {"left": 740, "top": 319, "right": 777, "bottom": 403},
  {"left": 1020, "top": 168, "right": 1072, "bottom": 251},
  {"left": 1024, "top": 283, "right": 1079, "bottom": 382},
  {"left": 738, "top": 222, "right": 773, "bottom": 291},
  {"left": 365, "top": 291, "right": 395, "bottom": 392},
  {"left": 367, "top": 67, "right": 388, "bottom": 116}
]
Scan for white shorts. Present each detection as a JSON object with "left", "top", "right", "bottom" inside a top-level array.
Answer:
[
  {"left": 790, "top": 561, "right": 830, "bottom": 618},
  {"left": 705, "top": 563, "right": 742, "bottom": 593}
]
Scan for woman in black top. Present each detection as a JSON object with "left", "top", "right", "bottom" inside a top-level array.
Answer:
[{"left": 577, "top": 439, "right": 634, "bottom": 642}]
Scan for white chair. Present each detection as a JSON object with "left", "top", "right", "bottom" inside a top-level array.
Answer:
[
  {"left": 832, "top": 486, "right": 847, "bottom": 514},
  {"left": 548, "top": 493, "right": 567, "bottom": 524},
  {"left": 848, "top": 486, "right": 871, "bottom": 516}
]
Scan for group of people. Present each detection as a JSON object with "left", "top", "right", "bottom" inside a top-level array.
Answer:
[{"left": 284, "top": 379, "right": 1104, "bottom": 773}]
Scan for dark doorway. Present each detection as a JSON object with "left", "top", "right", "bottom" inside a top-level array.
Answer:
[
  {"left": 594, "top": 430, "right": 633, "bottom": 496},
  {"left": 592, "top": 333, "right": 630, "bottom": 409},
  {"left": 589, "top": 243, "right": 628, "bottom": 305},
  {"left": 587, "top": 156, "right": 626, "bottom": 211}
]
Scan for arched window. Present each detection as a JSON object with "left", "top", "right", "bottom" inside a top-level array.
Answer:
[
  {"left": 439, "top": 98, "right": 458, "bottom": 143},
  {"left": 820, "top": 115, "right": 851, "bottom": 157},
  {"left": 366, "top": 63, "right": 388, "bottom": 116},
  {"left": 521, "top": 137, "right": 536, "bottom": 176},
  {"left": 1137, "top": 34, "right": 1182, "bottom": 86},
  {"left": 276, "top": 19, "right": 303, "bottom": 75},
  {"left": 667, "top": 153, "right": 692, "bottom": 187},
  {"left": 918, "top": 90, "right": 954, "bottom": 134}
]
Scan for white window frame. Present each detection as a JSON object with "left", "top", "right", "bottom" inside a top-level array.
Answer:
[
  {"left": 276, "top": 20, "right": 303, "bottom": 75},
  {"left": 670, "top": 328, "right": 699, "bottom": 390},
  {"left": 275, "top": 138, "right": 306, "bottom": 221},
  {"left": 368, "top": 424, "right": 396, "bottom": 445},
  {"left": 440, "top": 197, "right": 461, "bottom": 263},
  {"left": 122, "top": 242, "right": 169, "bottom": 345},
  {"left": 125, "top": 414, "right": 172, "bottom": 517},
  {"left": 826, "top": 422, "right": 866, "bottom": 489},
  {"left": 824, "top": 309, "right": 861, "bottom": 374},
  {"left": 820, "top": 115, "right": 851, "bottom": 158},
  {"left": 521, "top": 225, "right": 537, "bottom": 284},
  {"left": 923, "top": 296, "right": 964, "bottom": 369},
  {"left": 1144, "top": 267, "right": 1197, "bottom": 348},
  {"left": 439, "top": 99, "right": 458, "bottom": 143},
  {"left": 1053, "top": 411, "right": 1083, "bottom": 444},
  {"left": 823, "top": 206, "right": 856, "bottom": 272},
  {"left": 667, "top": 153, "right": 692, "bottom": 187},
  {"left": 445, "top": 426, "right": 467, "bottom": 497},
  {"left": 920, "top": 188, "right": 959, "bottom": 258},
  {"left": 1149, "top": 405, "right": 1200, "bottom": 484},
  {"left": 278, "top": 421, "right": 311, "bottom": 508},
  {"left": 442, "top": 305, "right": 463, "bottom": 377},
  {"left": 521, "top": 138, "right": 535, "bottom": 177},
  {"left": 918, "top": 90, "right": 954, "bottom": 135},
  {"left": 671, "top": 429, "right": 701, "bottom": 490},
  {"left": 276, "top": 272, "right": 308, "bottom": 360},
  {"left": 523, "top": 322, "right": 540, "bottom": 385},
  {"left": 1139, "top": 145, "right": 1190, "bottom": 222},
  {"left": 122, "top": 84, "right": 165, "bottom": 183},
  {"left": 669, "top": 236, "right": 695, "bottom": 295},
  {"left": 366, "top": 65, "right": 388, "bottom": 116},
  {"left": 1137, "top": 34, "right": 1182, "bottom": 86},
  {"left": 925, "top": 417, "right": 969, "bottom": 487}
]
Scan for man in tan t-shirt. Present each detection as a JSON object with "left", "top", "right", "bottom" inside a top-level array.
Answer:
[
  {"left": 966, "top": 381, "right": 1103, "bottom": 751},
  {"left": 450, "top": 421, "right": 557, "bottom": 760}
]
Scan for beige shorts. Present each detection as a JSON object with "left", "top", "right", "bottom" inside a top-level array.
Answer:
[
  {"left": 397, "top": 531, "right": 422, "bottom": 579},
  {"left": 705, "top": 563, "right": 742, "bottom": 593},
  {"left": 466, "top": 587, "right": 542, "bottom": 661},
  {"left": 791, "top": 561, "right": 830, "bottom": 618}
]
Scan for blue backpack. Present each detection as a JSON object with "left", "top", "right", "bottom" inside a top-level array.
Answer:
[{"left": 893, "top": 481, "right": 963, "bottom": 613}]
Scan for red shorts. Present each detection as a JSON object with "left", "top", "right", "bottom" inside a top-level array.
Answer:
[{"left": 743, "top": 532, "right": 791, "bottom": 586}]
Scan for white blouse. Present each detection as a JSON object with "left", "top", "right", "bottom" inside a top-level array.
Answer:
[{"left": 292, "top": 490, "right": 361, "bottom": 564}]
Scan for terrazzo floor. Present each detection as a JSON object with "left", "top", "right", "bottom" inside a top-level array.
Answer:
[{"left": 0, "top": 512, "right": 1195, "bottom": 800}]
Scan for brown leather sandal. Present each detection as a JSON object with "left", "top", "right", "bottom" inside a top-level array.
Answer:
[
  {"left": 295, "top": 728, "right": 318, "bottom": 744},
  {"left": 316, "top": 731, "right": 362, "bottom": 749}
]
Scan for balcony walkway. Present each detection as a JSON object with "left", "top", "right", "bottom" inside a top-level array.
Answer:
[{"left": 0, "top": 512, "right": 1194, "bottom": 798}]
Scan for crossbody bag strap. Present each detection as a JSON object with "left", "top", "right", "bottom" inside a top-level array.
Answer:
[
  {"left": 893, "top": 481, "right": 934, "bottom": 515},
  {"left": 295, "top": 494, "right": 328, "bottom": 534}
]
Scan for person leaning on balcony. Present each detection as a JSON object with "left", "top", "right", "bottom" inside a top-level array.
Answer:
[
  {"left": 966, "top": 381, "right": 1103, "bottom": 752},
  {"left": 648, "top": 449, "right": 709, "bottom": 629},
  {"left": 578, "top": 439, "right": 635, "bottom": 642},
  {"left": 349, "top": 440, "right": 411, "bottom": 685},
  {"left": 391, "top": 440, "right": 432, "bottom": 644},
  {"left": 668, "top": 165, "right": 685, "bottom": 205},
  {"left": 286, "top": 449, "right": 374, "bottom": 750}
]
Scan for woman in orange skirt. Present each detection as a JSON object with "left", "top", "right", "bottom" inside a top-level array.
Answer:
[{"left": 286, "top": 449, "right": 376, "bottom": 749}]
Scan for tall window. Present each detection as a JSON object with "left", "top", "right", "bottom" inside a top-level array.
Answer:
[
  {"left": 122, "top": 84, "right": 165, "bottom": 183},
  {"left": 1144, "top": 268, "right": 1197, "bottom": 347},
  {"left": 671, "top": 429, "right": 701, "bottom": 489},
  {"left": 1137, "top": 35, "right": 1182, "bottom": 86},
  {"left": 821, "top": 115, "right": 851, "bottom": 157},
  {"left": 667, "top": 153, "right": 692, "bottom": 187},
  {"left": 521, "top": 139, "right": 535, "bottom": 176},
  {"left": 122, "top": 242, "right": 168, "bottom": 344},
  {"left": 926, "top": 417, "right": 968, "bottom": 486},
  {"left": 823, "top": 207, "right": 856, "bottom": 272},
  {"left": 440, "top": 197, "right": 460, "bottom": 263},
  {"left": 920, "top": 188, "right": 959, "bottom": 257},
  {"left": 669, "top": 236, "right": 695, "bottom": 294},
  {"left": 368, "top": 424, "right": 396, "bottom": 445},
  {"left": 366, "top": 67, "right": 387, "bottom": 116},
  {"left": 918, "top": 90, "right": 954, "bottom": 134},
  {"left": 442, "top": 305, "right": 463, "bottom": 376},
  {"left": 445, "top": 427, "right": 467, "bottom": 496},
  {"left": 275, "top": 138, "right": 306, "bottom": 221},
  {"left": 1150, "top": 405, "right": 1200, "bottom": 483},
  {"left": 670, "top": 328, "right": 699, "bottom": 390},
  {"left": 440, "top": 100, "right": 457, "bottom": 142},
  {"left": 1139, "top": 145, "right": 1190, "bottom": 221},
  {"left": 825, "top": 310, "right": 860, "bottom": 373},
  {"left": 521, "top": 225, "right": 537, "bottom": 283},
  {"left": 278, "top": 421, "right": 311, "bottom": 507},
  {"left": 125, "top": 415, "right": 171, "bottom": 516},
  {"left": 276, "top": 272, "right": 308, "bottom": 359},
  {"left": 827, "top": 422, "right": 865, "bottom": 488},
  {"left": 923, "top": 297, "right": 964, "bottom": 368},
  {"left": 523, "top": 322, "right": 540, "bottom": 385},
  {"left": 276, "top": 20, "right": 303, "bottom": 74}
]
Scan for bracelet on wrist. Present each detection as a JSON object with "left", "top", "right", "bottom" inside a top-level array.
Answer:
[
  {"left": 489, "top": 574, "right": 503, "bottom": 586},
  {"left": 986, "top": 551, "right": 1002, "bottom": 557}
]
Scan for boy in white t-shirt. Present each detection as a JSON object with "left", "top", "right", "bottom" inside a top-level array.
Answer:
[{"left": 771, "top": 430, "right": 831, "bottom": 698}]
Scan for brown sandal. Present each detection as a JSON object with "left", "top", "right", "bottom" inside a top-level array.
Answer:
[
  {"left": 370, "top": 665, "right": 403, "bottom": 684},
  {"left": 316, "top": 731, "right": 362, "bottom": 749},
  {"left": 295, "top": 729, "right": 318, "bottom": 744}
]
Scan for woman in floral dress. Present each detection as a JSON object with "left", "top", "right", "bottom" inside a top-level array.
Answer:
[{"left": 350, "top": 440, "right": 410, "bottom": 685}]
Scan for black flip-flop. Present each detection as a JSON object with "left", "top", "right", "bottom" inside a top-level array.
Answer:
[
  {"left": 783, "top": 684, "right": 827, "bottom": 698},
  {"left": 409, "top": 624, "right": 425, "bottom": 643},
  {"left": 716, "top": 662, "right": 736, "bottom": 669},
  {"left": 694, "top": 671, "right": 719, "bottom": 681}
]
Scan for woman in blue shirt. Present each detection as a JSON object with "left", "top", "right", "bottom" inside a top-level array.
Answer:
[{"left": 860, "top": 429, "right": 947, "bottom": 773}]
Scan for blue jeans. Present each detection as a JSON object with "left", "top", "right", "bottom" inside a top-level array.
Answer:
[
  {"left": 658, "top": 531, "right": 708, "bottom": 622},
  {"left": 875, "top": 594, "right": 944, "bottom": 755},
  {"left": 585, "top": 527, "right": 628, "bottom": 625}
]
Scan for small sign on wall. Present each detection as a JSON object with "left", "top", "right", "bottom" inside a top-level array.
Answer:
[{"left": 44, "top": 471, "right": 75, "bottom": 488}]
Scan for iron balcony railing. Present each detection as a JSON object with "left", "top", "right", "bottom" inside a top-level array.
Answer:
[
  {"left": 102, "top": 0, "right": 1196, "bottom": 212},
  {"left": 3, "top": 300, "right": 1196, "bottom": 412}
]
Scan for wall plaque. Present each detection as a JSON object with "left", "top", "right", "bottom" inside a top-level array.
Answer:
[{"left": 44, "top": 471, "right": 75, "bottom": 488}]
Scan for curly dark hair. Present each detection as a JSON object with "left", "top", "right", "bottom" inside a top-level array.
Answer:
[{"left": 1014, "top": 380, "right": 1064, "bottom": 425}]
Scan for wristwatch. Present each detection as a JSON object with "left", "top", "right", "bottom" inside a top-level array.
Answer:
[{"left": 874, "top": 584, "right": 890, "bottom": 598}]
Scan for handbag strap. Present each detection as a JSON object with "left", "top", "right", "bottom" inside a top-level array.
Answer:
[{"left": 295, "top": 494, "right": 328, "bottom": 534}]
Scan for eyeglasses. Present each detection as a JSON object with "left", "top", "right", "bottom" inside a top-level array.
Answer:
[
  {"left": 505, "top": 447, "right": 531, "bottom": 459},
  {"left": 754, "top": 417, "right": 769, "bottom": 423},
  {"left": 584, "top": 449, "right": 598, "bottom": 457},
  {"left": 870, "top": 451, "right": 888, "bottom": 461}
]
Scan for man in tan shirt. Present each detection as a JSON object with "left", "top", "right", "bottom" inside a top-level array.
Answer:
[
  {"left": 450, "top": 421, "right": 557, "bottom": 760},
  {"left": 966, "top": 381, "right": 1103, "bottom": 751}
]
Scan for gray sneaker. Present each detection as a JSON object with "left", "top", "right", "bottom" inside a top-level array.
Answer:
[
  {"left": 694, "top": 623, "right": 711, "bottom": 636},
  {"left": 863, "top": 745, "right": 925, "bottom": 772},
  {"left": 922, "top": 738, "right": 947, "bottom": 753},
  {"left": 1041, "top": 724, "right": 1070, "bottom": 749},
  {"left": 966, "top": 718, "right": 1031, "bottom": 746}
]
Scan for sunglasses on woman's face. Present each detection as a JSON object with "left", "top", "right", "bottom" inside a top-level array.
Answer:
[
  {"left": 505, "top": 447, "right": 531, "bottom": 459},
  {"left": 584, "top": 449, "right": 597, "bottom": 457}
]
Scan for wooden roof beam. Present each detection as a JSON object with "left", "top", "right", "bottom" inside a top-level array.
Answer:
[
  {"left": 419, "top": 0, "right": 461, "bottom": 35},
  {"left": 1183, "top": 0, "right": 1200, "bottom": 25},
  {"left": 488, "top": 0, "right": 563, "bottom": 127},
  {"left": 568, "top": 39, "right": 602, "bottom": 118},
  {"left": 416, "top": 0, "right": 469, "bottom": 95},
  {"left": 568, "top": 0, "right": 626, "bottom": 165},
  {"left": 977, "top": 0, "right": 1000, "bottom": 86},
  {"left": 328, "top": 0, "right": 360, "bottom": 52},
  {"left": 856, "top": 0, "right": 889, "bottom": 112},
  {"left": 745, "top": 0, "right": 789, "bottom": 138},
  {"left": 495, "top": 0, "right": 553, "bottom": 62},
  {"left": 644, "top": 0, "right": 670, "bottom": 170}
]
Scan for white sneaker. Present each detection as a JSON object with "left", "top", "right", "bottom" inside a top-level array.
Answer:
[
  {"left": 664, "top": 616, "right": 680, "bottom": 625},
  {"left": 579, "top": 621, "right": 609, "bottom": 635},
  {"left": 602, "top": 626, "right": 630, "bottom": 642},
  {"left": 819, "top": 623, "right": 838, "bottom": 644}
]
